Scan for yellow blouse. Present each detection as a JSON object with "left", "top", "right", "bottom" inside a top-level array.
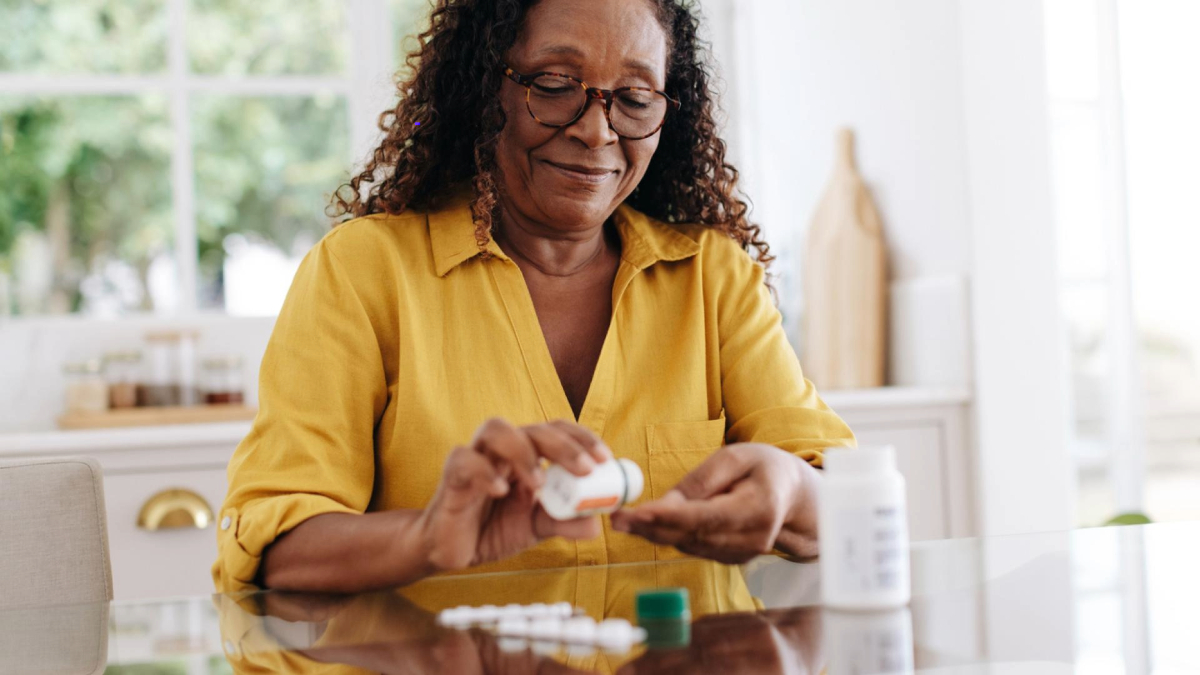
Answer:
[{"left": 212, "top": 187, "right": 855, "bottom": 593}]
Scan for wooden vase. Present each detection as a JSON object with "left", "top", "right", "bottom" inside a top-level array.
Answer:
[{"left": 801, "top": 128, "right": 889, "bottom": 389}]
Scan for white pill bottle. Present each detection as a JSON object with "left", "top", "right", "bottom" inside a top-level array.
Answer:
[
  {"left": 539, "top": 458, "right": 644, "bottom": 520},
  {"left": 819, "top": 446, "right": 911, "bottom": 609}
]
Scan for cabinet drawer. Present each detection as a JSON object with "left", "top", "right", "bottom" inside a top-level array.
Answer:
[
  {"left": 103, "top": 469, "right": 228, "bottom": 600},
  {"left": 851, "top": 424, "right": 947, "bottom": 541}
]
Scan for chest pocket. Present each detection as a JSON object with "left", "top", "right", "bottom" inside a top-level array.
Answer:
[{"left": 644, "top": 416, "right": 728, "bottom": 500}]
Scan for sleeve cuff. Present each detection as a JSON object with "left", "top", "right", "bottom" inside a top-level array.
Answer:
[{"left": 212, "top": 493, "right": 360, "bottom": 592}]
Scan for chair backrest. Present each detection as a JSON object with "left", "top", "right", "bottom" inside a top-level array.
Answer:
[{"left": 0, "top": 457, "right": 113, "bottom": 608}]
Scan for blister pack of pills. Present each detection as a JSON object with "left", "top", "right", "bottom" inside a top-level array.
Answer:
[{"left": 436, "top": 602, "right": 648, "bottom": 652}]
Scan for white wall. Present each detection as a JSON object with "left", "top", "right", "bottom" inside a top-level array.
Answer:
[
  {"left": 723, "top": 0, "right": 1072, "bottom": 536},
  {"left": 958, "top": 0, "right": 1074, "bottom": 536},
  {"left": 0, "top": 316, "right": 274, "bottom": 433},
  {"left": 730, "top": 0, "right": 974, "bottom": 296}
]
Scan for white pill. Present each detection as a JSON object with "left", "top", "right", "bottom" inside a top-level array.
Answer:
[
  {"left": 595, "top": 618, "right": 645, "bottom": 650},
  {"left": 525, "top": 603, "right": 550, "bottom": 617},
  {"left": 496, "top": 615, "right": 531, "bottom": 637},
  {"left": 500, "top": 603, "right": 525, "bottom": 618},
  {"left": 497, "top": 637, "right": 528, "bottom": 653},
  {"left": 560, "top": 616, "right": 598, "bottom": 643},
  {"left": 473, "top": 605, "right": 501, "bottom": 622},
  {"left": 530, "top": 639, "right": 560, "bottom": 656},
  {"left": 436, "top": 608, "right": 469, "bottom": 626},
  {"left": 528, "top": 616, "right": 564, "bottom": 640},
  {"left": 551, "top": 602, "right": 574, "bottom": 618}
]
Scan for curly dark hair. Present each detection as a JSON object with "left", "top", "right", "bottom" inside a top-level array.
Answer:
[{"left": 329, "top": 0, "right": 772, "bottom": 269}]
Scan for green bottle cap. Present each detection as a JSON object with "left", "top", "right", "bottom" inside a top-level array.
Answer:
[{"left": 636, "top": 587, "right": 690, "bottom": 620}]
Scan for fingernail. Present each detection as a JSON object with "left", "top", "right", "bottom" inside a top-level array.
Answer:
[
  {"left": 576, "top": 454, "right": 596, "bottom": 472},
  {"left": 531, "top": 466, "right": 545, "bottom": 486}
]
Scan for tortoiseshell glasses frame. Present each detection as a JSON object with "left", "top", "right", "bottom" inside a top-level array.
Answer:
[{"left": 502, "top": 64, "right": 681, "bottom": 140}]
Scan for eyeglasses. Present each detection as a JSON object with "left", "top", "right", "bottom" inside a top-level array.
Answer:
[{"left": 502, "top": 64, "right": 680, "bottom": 140}]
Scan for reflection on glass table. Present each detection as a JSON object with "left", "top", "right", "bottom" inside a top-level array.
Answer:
[{"left": 2, "top": 522, "right": 1198, "bottom": 674}]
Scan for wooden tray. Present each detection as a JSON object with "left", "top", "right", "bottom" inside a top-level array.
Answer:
[{"left": 57, "top": 404, "right": 258, "bottom": 430}]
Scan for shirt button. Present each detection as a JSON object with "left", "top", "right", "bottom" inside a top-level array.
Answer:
[{"left": 220, "top": 516, "right": 232, "bottom": 531}]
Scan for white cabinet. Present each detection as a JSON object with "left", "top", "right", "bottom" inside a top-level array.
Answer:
[
  {"left": 824, "top": 387, "right": 974, "bottom": 541},
  {"left": 103, "top": 469, "right": 230, "bottom": 600},
  {"left": 0, "top": 423, "right": 245, "bottom": 601}
]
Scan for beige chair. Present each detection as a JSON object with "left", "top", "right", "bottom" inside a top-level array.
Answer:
[{"left": 0, "top": 456, "right": 113, "bottom": 674}]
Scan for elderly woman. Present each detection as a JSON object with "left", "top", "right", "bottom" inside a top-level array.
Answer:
[{"left": 213, "top": 0, "right": 854, "bottom": 594}]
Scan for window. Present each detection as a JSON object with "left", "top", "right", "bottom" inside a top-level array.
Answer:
[
  {"left": 1045, "top": 0, "right": 1200, "bottom": 528},
  {"left": 1, "top": 0, "right": 414, "bottom": 317}
]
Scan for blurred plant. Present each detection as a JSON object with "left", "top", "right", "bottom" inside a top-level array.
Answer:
[
  {"left": 0, "top": 0, "right": 167, "bottom": 74},
  {"left": 1102, "top": 512, "right": 1153, "bottom": 527},
  {"left": 0, "top": 0, "right": 365, "bottom": 314},
  {"left": 0, "top": 97, "right": 173, "bottom": 314},
  {"left": 192, "top": 95, "right": 349, "bottom": 308}
]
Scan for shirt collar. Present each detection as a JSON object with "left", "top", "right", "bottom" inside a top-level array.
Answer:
[{"left": 428, "top": 188, "right": 702, "bottom": 277}]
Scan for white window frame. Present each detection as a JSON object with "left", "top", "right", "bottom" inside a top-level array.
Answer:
[
  {"left": 1046, "top": 0, "right": 1146, "bottom": 517},
  {"left": 0, "top": 0, "right": 395, "bottom": 315}
]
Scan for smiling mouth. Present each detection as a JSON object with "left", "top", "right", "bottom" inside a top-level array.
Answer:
[{"left": 543, "top": 160, "right": 617, "bottom": 184}]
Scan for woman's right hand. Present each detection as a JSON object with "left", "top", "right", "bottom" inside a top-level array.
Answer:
[{"left": 417, "top": 417, "right": 611, "bottom": 572}]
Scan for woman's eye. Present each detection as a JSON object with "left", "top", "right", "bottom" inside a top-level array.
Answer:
[{"left": 534, "top": 85, "right": 574, "bottom": 95}]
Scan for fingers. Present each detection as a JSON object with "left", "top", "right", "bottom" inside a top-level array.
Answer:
[
  {"left": 471, "top": 418, "right": 543, "bottom": 489},
  {"left": 525, "top": 423, "right": 599, "bottom": 476},
  {"left": 672, "top": 445, "right": 754, "bottom": 500},
  {"left": 546, "top": 420, "right": 613, "bottom": 463},
  {"left": 441, "top": 445, "right": 510, "bottom": 506},
  {"left": 471, "top": 418, "right": 613, "bottom": 488},
  {"left": 612, "top": 485, "right": 781, "bottom": 561}
]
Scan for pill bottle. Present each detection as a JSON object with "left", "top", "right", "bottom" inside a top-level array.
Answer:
[
  {"left": 819, "top": 446, "right": 911, "bottom": 609},
  {"left": 539, "top": 458, "right": 644, "bottom": 520},
  {"left": 823, "top": 607, "right": 914, "bottom": 675}
]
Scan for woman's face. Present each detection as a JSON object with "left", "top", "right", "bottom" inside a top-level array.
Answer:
[{"left": 496, "top": 0, "right": 669, "bottom": 234}]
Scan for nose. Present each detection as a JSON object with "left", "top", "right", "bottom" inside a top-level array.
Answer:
[{"left": 564, "top": 92, "right": 620, "bottom": 149}]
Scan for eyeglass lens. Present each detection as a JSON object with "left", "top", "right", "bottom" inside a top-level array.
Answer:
[{"left": 528, "top": 74, "right": 668, "bottom": 137}]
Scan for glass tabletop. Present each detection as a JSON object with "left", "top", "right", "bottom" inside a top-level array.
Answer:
[{"left": 2, "top": 521, "right": 1197, "bottom": 674}]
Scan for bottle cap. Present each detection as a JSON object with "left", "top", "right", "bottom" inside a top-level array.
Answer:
[
  {"left": 823, "top": 446, "right": 896, "bottom": 475},
  {"left": 636, "top": 587, "right": 689, "bottom": 620},
  {"left": 617, "top": 458, "right": 644, "bottom": 505}
]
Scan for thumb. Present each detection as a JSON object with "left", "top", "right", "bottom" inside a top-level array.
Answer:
[{"left": 673, "top": 446, "right": 752, "bottom": 500}]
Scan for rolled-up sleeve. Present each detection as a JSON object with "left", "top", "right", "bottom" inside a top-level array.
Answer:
[
  {"left": 213, "top": 232, "right": 388, "bottom": 591},
  {"left": 708, "top": 236, "right": 856, "bottom": 466}
]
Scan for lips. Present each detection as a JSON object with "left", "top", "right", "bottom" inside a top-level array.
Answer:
[{"left": 542, "top": 160, "right": 618, "bottom": 184}]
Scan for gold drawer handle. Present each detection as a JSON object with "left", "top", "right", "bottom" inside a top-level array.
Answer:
[{"left": 137, "top": 488, "right": 214, "bottom": 531}]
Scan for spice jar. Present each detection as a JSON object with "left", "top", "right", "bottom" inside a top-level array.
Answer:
[
  {"left": 63, "top": 359, "right": 109, "bottom": 413},
  {"left": 104, "top": 350, "right": 142, "bottom": 409},
  {"left": 201, "top": 356, "right": 245, "bottom": 405},
  {"left": 139, "top": 330, "right": 200, "bottom": 407}
]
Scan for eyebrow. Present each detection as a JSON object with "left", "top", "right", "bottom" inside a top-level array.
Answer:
[{"left": 529, "top": 44, "right": 662, "bottom": 83}]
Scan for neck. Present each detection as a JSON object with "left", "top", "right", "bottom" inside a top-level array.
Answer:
[{"left": 495, "top": 206, "right": 611, "bottom": 278}]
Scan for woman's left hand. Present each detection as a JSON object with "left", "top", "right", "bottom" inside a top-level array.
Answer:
[{"left": 610, "top": 444, "right": 821, "bottom": 563}]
